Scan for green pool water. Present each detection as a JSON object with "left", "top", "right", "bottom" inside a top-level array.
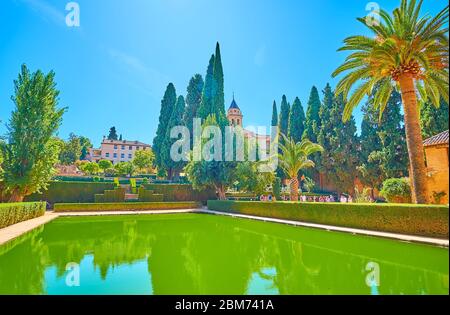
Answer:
[{"left": 0, "top": 213, "right": 448, "bottom": 295}]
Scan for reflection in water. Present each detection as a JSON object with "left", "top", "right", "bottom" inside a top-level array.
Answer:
[{"left": 0, "top": 214, "right": 448, "bottom": 295}]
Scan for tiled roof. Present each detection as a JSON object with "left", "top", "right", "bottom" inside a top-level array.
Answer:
[
  {"left": 423, "top": 130, "right": 449, "bottom": 147},
  {"left": 101, "top": 139, "right": 151, "bottom": 147},
  {"left": 229, "top": 98, "right": 240, "bottom": 110}
]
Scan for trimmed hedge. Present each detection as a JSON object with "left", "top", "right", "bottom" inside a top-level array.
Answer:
[
  {"left": 138, "top": 187, "right": 164, "bottom": 202},
  {"left": 54, "top": 201, "right": 201, "bottom": 212},
  {"left": 26, "top": 181, "right": 116, "bottom": 204},
  {"left": 207, "top": 200, "right": 449, "bottom": 239},
  {"left": 143, "top": 184, "right": 216, "bottom": 203},
  {"left": 0, "top": 202, "right": 46, "bottom": 229}
]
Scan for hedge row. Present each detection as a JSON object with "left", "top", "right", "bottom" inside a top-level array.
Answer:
[
  {"left": 138, "top": 187, "right": 164, "bottom": 202},
  {"left": 26, "top": 181, "right": 116, "bottom": 204},
  {"left": 94, "top": 188, "right": 126, "bottom": 203},
  {"left": 207, "top": 201, "right": 449, "bottom": 239},
  {"left": 0, "top": 202, "right": 46, "bottom": 229},
  {"left": 143, "top": 184, "right": 216, "bottom": 203},
  {"left": 54, "top": 201, "right": 201, "bottom": 212}
]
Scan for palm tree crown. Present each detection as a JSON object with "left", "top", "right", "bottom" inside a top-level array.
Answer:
[{"left": 332, "top": 0, "right": 448, "bottom": 121}]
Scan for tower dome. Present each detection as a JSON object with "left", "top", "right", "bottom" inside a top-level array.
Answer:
[{"left": 227, "top": 94, "right": 243, "bottom": 126}]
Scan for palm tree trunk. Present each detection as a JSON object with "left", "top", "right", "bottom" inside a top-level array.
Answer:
[
  {"left": 398, "top": 74, "right": 428, "bottom": 204},
  {"left": 216, "top": 185, "right": 226, "bottom": 200},
  {"left": 290, "top": 177, "right": 299, "bottom": 201},
  {"left": 9, "top": 189, "right": 25, "bottom": 203}
]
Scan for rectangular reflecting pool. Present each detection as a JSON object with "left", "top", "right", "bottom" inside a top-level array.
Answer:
[{"left": 0, "top": 213, "right": 448, "bottom": 295}]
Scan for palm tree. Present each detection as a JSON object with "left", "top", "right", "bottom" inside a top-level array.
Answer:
[
  {"left": 278, "top": 135, "right": 323, "bottom": 201},
  {"left": 332, "top": 0, "right": 449, "bottom": 204}
]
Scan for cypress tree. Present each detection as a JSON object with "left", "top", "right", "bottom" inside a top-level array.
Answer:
[
  {"left": 288, "top": 97, "right": 306, "bottom": 142},
  {"left": 420, "top": 98, "right": 449, "bottom": 139},
  {"left": 271, "top": 101, "right": 278, "bottom": 127},
  {"left": 212, "top": 42, "right": 227, "bottom": 128},
  {"left": 107, "top": 127, "right": 118, "bottom": 140},
  {"left": 184, "top": 74, "right": 204, "bottom": 147},
  {"left": 279, "top": 95, "right": 290, "bottom": 138},
  {"left": 153, "top": 83, "right": 177, "bottom": 171},
  {"left": 162, "top": 95, "right": 186, "bottom": 180},
  {"left": 316, "top": 85, "right": 359, "bottom": 194},
  {"left": 303, "top": 86, "right": 321, "bottom": 142},
  {"left": 198, "top": 55, "right": 215, "bottom": 120}
]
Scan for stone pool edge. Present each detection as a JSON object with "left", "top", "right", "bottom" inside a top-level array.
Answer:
[{"left": 0, "top": 208, "right": 448, "bottom": 248}]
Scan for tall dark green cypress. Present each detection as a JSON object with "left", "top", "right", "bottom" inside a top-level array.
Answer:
[
  {"left": 271, "top": 101, "right": 278, "bottom": 127},
  {"left": 212, "top": 42, "right": 227, "bottom": 128},
  {"left": 420, "top": 98, "right": 449, "bottom": 139},
  {"left": 162, "top": 95, "right": 186, "bottom": 180},
  {"left": 279, "top": 95, "right": 290, "bottom": 138},
  {"left": 303, "top": 86, "right": 321, "bottom": 142},
  {"left": 153, "top": 83, "right": 177, "bottom": 170},
  {"left": 184, "top": 74, "right": 204, "bottom": 147},
  {"left": 288, "top": 97, "right": 306, "bottom": 142},
  {"left": 198, "top": 55, "right": 215, "bottom": 120}
]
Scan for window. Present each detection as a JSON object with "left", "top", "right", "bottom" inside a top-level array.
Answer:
[
  {"left": 136, "top": 146, "right": 140, "bottom": 150},
  {"left": 114, "top": 145, "right": 117, "bottom": 150},
  {"left": 113, "top": 153, "right": 117, "bottom": 158},
  {"left": 121, "top": 153, "right": 125, "bottom": 158},
  {"left": 121, "top": 145, "right": 125, "bottom": 150},
  {"left": 105, "top": 153, "right": 110, "bottom": 158},
  {"left": 129, "top": 146, "right": 132, "bottom": 150},
  {"left": 128, "top": 154, "right": 132, "bottom": 159}
]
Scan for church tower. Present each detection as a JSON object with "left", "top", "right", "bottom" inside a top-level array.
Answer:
[{"left": 227, "top": 94, "right": 243, "bottom": 127}]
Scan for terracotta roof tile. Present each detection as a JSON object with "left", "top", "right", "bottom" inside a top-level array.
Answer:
[{"left": 423, "top": 130, "right": 449, "bottom": 147}]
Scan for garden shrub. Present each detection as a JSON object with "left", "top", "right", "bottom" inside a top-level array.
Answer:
[
  {"left": 273, "top": 177, "right": 281, "bottom": 200},
  {"left": 0, "top": 202, "right": 46, "bottom": 228},
  {"left": 380, "top": 178, "right": 412, "bottom": 203},
  {"left": 143, "top": 184, "right": 216, "bottom": 203},
  {"left": 54, "top": 201, "right": 201, "bottom": 212},
  {"left": 138, "top": 187, "right": 164, "bottom": 202},
  {"left": 26, "top": 181, "right": 116, "bottom": 204},
  {"left": 207, "top": 200, "right": 449, "bottom": 239}
]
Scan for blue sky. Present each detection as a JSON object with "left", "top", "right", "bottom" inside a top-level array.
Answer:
[{"left": 0, "top": 0, "right": 446, "bottom": 146}]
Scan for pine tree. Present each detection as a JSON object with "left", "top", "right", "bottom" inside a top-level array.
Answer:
[
  {"left": 162, "top": 95, "right": 186, "bottom": 180},
  {"left": 316, "top": 85, "right": 359, "bottom": 194},
  {"left": 288, "top": 97, "right": 305, "bottom": 142},
  {"left": 198, "top": 55, "right": 215, "bottom": 120},
  {"left": 271, "top": 101, "right": 278, "bottom": 127},
  {"left": 184, "top": 74, "right": 204, "bottom": 147},
  {"left": 153, "top": 83, "right": 177, "bottom": 171},
  {"left": 420, "top": 99, "right": 449, "bottom": 139},
  {"left": 107, "top": 127, "right": 118, "bottom": 140},
  {"left": 303, "top": 86, "right": 321, "bottom": 142}
]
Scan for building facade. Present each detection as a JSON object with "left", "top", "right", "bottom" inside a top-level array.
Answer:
[
  {"left": 88, "top": 138, "right": 151, "bottom": 164},
  {"left": 424, "top": 130, "right": 449, "bottom": 204}
]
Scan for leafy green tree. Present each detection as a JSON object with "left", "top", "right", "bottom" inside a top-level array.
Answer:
[
  {"left": 184, "top": 74, "right": 204, "bottom": 146},
  {"left": 114, "top": 162, "right": 136, "bottom": 177},
  {"left": 420, "top": 99, "right": 449, "bottom": 139},
  {"left": 79, "top": 136, "right": 92, "bottom": 160},
  {"left": 153, "top": 83, "right": 177, "bottom": 173},
  {"left": 332, "top": 0, "right": 449, "bottom": 203},
  {"left": 288, "top": 97, "right": 306, "bottom": 142},
  {"left": 132, "top": 149, "right": 155, "bottom": 173},
  {"left": 278, "top": 135, "right": 323, "bottom": 201},
  {"left": 0, "top": 64, "right": 65, "bottom": 202},
  {"left": 271, "top": 101, "right": 278, "bottom": 127},
  {"left": 316, "top": 86, "right": 359, "bottom": 195},
  {"left": 198, "top": 55, "right": 215, "bottom": 120},
  {"left": 272, "top": 177, "right": 281, "bottom": 200},
  {"left": 303, "top": 86, "right": 321, "bottom": 142},
  {"left": 98, "top": 159, "right": 113, "bottom": 172},
  {"left": 107, "top": 127, "right": 118, "bottom": 140},
  {"left": 58, "top": 133, "right": 82, "bottom": 165},
  {"left": 162, "top": 95, "right": 186, "bottom": 180},
  {"left": 80, "top": 161, "right": 100, "bottom": 175},
  {"left": 235, "top": 162, "right": 274, "bottom": 196},
  {"left": 184, "top": 115, "right": 236, "bottom": 200}
]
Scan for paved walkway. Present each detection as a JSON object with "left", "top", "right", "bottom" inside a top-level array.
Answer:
[{"left": 0, "top": 208, "right": 448, "bottom": 247}]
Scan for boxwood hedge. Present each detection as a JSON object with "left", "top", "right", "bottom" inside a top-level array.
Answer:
[
  {"left": 207, "top": 200, "right": 449, "bottom": 239},
  {"left": 0, "top": 202, "right": 46, "bottom": 229},
  {"left": 143, "top": 184, "right": 216, "bottom": 203},
  {"left": 54, "top": 201, "right": 201, "bottom": 212}
]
